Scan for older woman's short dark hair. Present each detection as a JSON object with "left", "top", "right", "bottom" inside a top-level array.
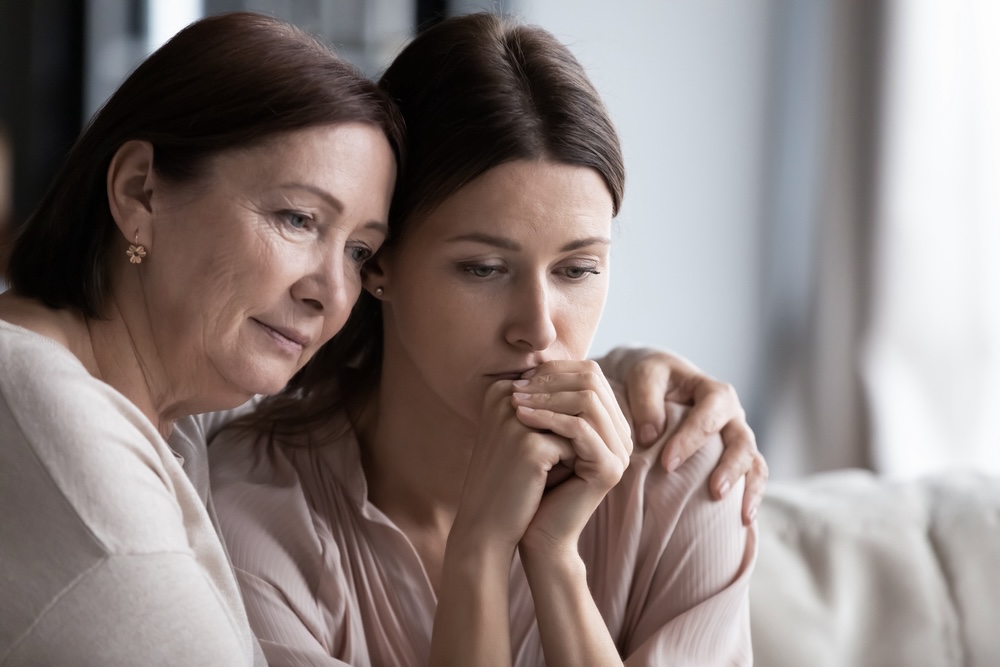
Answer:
[{"left": 6, "top": 12, "right": 403, "bottom": 317}]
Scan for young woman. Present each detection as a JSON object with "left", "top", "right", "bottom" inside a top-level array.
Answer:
[{"left": 210, "top": 13, "right": 754, "bottom": 666}]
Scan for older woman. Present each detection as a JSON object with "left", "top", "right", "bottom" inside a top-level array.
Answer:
[
  {"left": 210, "top": 12, "right": 755, "bottom": 666},
  {"left": 0, "top": 13, "right": 400, "bottom": 666}
]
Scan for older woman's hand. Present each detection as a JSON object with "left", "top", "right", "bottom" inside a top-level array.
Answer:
[{"left": 597, "top": 346, "right": 767, "bottom": 525}]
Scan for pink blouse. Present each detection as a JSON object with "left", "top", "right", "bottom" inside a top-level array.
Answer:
[{"left": 209, "top": 404, "right": 755, "bottom": 666}]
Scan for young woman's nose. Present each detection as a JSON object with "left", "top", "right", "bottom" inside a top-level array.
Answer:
[{"left": 503, "top": 275, "right": 558, "bottom": 351}]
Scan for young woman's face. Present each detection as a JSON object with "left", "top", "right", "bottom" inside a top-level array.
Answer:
[
  {"left": 143, "top": 122, "right": 395, "bottom": 401},
  {"left": 377, "top": 159, "right": 614, "bottom": 423}
]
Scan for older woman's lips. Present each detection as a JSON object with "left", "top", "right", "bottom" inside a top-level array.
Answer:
[{"left": 253, "top": 319, "right": 310, "bottom": 354}]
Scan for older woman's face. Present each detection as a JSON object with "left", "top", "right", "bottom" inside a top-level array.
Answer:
[
  {"left": 143, "top": 123, "right": 395, "bottom": 399},
  {"left": 378, "top": 159, "right": 614, "bottom": 423}
]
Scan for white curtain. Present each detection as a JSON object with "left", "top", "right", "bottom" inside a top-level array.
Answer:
[
  {"left": 863, "top": 0, "right": 1000, "bottom": 477},
  {"left": 761, "top": 0, "right": 1000, "bottom": 479}
]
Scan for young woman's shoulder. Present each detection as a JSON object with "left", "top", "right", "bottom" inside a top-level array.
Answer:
[
  {"left": 580, "top": 402, "right": 755, "bottom": 664},
  {"left": 209, "top": 425, "right": 362, "bottom": 661}
]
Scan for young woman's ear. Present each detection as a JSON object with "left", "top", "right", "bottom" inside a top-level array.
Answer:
[
  {"left": 362, "top": 252, "right": 389, "bottom": 299},
  {"left": 106, "top": 140, "right": 156, "bottom": 248}
]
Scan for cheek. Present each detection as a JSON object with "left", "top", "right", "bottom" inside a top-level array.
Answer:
[{"left": 560, "top": 282, "right": 609, "bottom": 352}]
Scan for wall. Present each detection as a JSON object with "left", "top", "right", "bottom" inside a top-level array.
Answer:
[{"left": 506, "top": 0, "right": 774, "bottom": 405}]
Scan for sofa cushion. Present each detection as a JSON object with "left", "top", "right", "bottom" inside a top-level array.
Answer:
[{"left": 750, "top": 470, "right": 1000, "bottom": 666}]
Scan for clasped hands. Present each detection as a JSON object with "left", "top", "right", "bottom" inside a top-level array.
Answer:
[{"left": 452, "top": 355, "right": 765, "bottom": 561}]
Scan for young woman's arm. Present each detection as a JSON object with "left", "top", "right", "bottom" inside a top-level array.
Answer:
[
  {"left": 510, "top": 360, "right": 632, "bottom": 666},
  {"left": 430, "top": 379, "right": 581, "bottom": 666},
  {"left": 510, "top": 364, "right": 755, "bottom": 666}
]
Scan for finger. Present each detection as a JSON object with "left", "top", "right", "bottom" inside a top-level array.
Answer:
[
  {"left": 622, "top": 357, "right": 672, "bottom": 447},
  {"left": 520, "top": 360, "right": 617, "bottom": 400},
  {"left": 513, "top": 388, "right": 630, "bottom": 463},
  {"left": 661, "top": 381, "right": 743, "bottom": 473},
  {"left": 705, "top": 418, "right": 758, "bottom": 496},
  {"left": 515, "top": 406, "right": 627, "bottom": 484},
  {"left": 512, "top": 385, "right": 631, "bottom": 457},
  {"left": 741, "top": 451, "right": 769, "bottom": 525},
  {"left": 514, "top": 363, "right": 631, "bottom": 447}
]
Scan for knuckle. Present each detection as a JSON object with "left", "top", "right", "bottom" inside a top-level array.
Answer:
[
  {"left": 582, "top": 368, "right": 603, "bottom": 388},
  {"left": 755, "top": 454, "right": 770, "bottom": 480},
  {"left": 486, "top": 380, "right": 512, "bottom": 399}
]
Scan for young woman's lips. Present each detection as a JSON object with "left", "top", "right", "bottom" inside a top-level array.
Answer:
[{"left": 485, "top": 369, "right": 533, "bottom": 381}]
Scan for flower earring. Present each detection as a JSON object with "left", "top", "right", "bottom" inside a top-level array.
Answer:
[{"left": 126, "top": 231, "right": 147, "bottom": 264}]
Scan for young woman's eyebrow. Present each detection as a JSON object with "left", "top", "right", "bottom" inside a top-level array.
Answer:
[
  {"left": 446, "top": 232, "right": 520, "bottom": 250},
  {"left": 446, "top": 232, "right": 610, "bottom": 252}
]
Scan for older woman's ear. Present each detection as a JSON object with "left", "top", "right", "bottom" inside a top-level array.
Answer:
[{"left": 106, "top": 140, "right": 156, "bottom": 247}]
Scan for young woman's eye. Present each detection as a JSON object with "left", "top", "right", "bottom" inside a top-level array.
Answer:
[
  {"left": 464, "top": 265, "right": 502, "bottom": 278},
  {"left": 348, "top": 245, "right": 373, "bottom": 264},
  {"left": 562, "top": 266, "right": 601, "bottom": 280}
]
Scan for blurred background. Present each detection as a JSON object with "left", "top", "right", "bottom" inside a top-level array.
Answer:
[{"left": 1, "top": 0, "right": 997, "bottom": 480}]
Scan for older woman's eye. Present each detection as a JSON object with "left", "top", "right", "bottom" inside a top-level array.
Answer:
[
  {"left": 281, "top": 211, "right": 310, "bottom": 229},
  {"left": 348, "top": 245, "right": 373, "bottom": 264}
]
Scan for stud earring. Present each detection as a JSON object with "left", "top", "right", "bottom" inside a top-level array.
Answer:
[
  {"left": 374, "top": 286, "right": 384, "bottom": 297},
  {"left": 126, "top": 232, "right": 147, "bottom": 264}
]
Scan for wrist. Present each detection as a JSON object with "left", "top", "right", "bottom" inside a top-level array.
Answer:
[{"left": 518, "top": 537, "right": 586, "bottom": 581}]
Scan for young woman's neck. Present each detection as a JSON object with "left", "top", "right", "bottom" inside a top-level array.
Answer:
[{"left": 359, "top": 346, "right": 479, "bottom": 534}]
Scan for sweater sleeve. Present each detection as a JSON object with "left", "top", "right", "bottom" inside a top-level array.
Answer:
[
  {"left": 623, "top": 440, "right": 757, "bottom": 666},
  {"left": 582, "top": 402, "right": 756, "bottom": 667},
  {"left": 235, "top": 567, "right": 353, "bottom": 667},
  {"left": 0, "top": 325, "right": 257, "bottom": 666}
]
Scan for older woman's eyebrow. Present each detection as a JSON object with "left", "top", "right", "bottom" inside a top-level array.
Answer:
[
  {"left": 365, "top": 221, "right": 389, "bottom": 235},
  {"left": 446, "top": 232, "right": 610, "bottom": 252},
  {"left": 278, "top": 182, "right": 345, "bottom": 213}
]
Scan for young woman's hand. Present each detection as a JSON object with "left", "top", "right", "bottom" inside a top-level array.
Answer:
[
  {"left": 597, "top": 346, "right": 768, "bottom": 524},
  {"left": 449, "top": 379, "right": 575, "bottom": 557},
  {"left": 509, "top": 360, "right": 633, "bottom": 556}
]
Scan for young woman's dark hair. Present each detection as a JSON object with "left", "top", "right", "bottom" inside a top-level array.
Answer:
[
  {"left": 252, "top": 11, "right": 625, "bottom": 440},
  {"left": 5, "top": 12, "right": 403, "bottom": 318}
]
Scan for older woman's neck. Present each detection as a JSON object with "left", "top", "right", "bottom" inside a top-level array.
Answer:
[
  {"left": 85, "top": 298, "right": 191, "bottom": 439},
  {"left": 0, "top": 290, "right": 180, "bottom": 438}
]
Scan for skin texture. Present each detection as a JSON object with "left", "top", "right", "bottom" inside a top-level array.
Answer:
[
  {"left": 360, "top": 159, "right": 635, "bottom": 665},
  {"left": 0, "top": 122, "right": 396, "bottom": 435}
]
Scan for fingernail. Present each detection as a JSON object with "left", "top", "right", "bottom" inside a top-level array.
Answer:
[
  {"left": 521, "top": 368, "right": 537, "bottom": 379},
  {"left": 517, "top": 405, "right": 535, "bottom": 413},
  {"left": 513, "top": 379, "right": 530, "bottom": 388},
  {"left": 512, "top": 392, "right": 531, "bottom": 401},
  {"left": 639, "top": 424, "right": 657, "bottom": 444},
  {"left": 748, "top": 505, "right": 758, "bottom": 522},
  {"left": 666, "top": 457, "right": 682, "bottom": 473},
  {"left": 717, "top": 479, "right": 731, "bottom": 497}
]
